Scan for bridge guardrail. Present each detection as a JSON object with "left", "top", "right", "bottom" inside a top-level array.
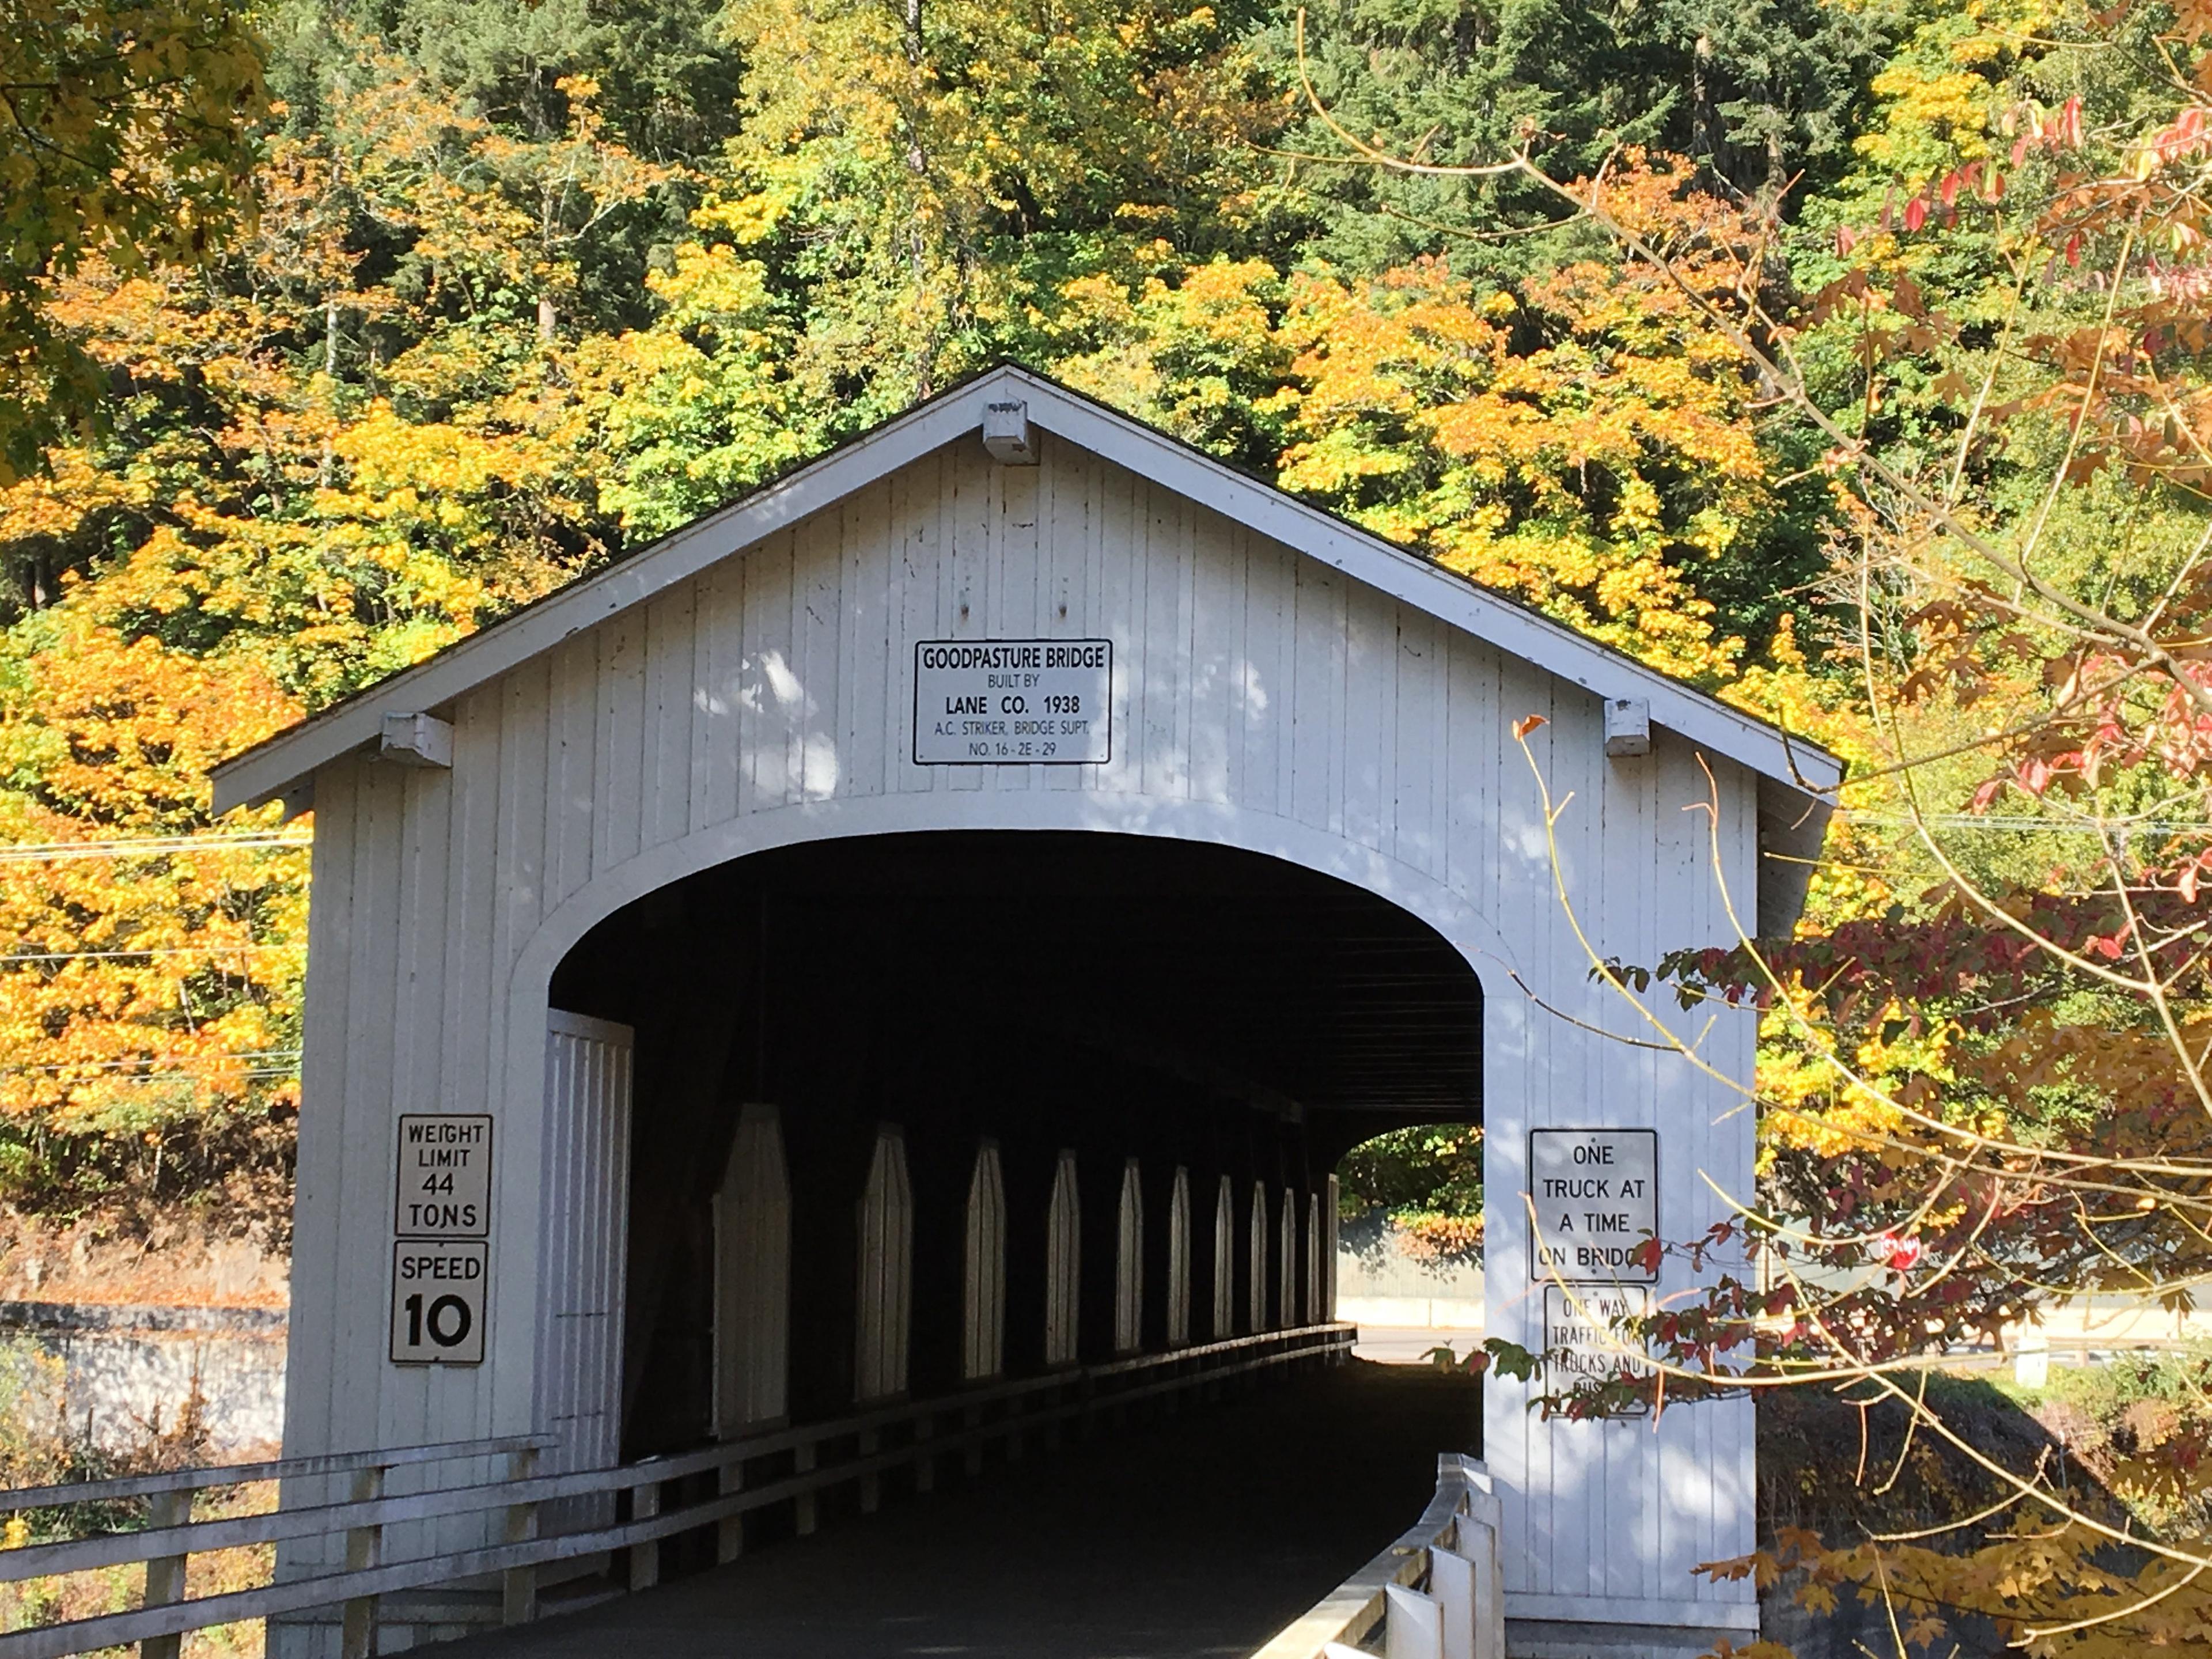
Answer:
[
  {"left": 0, "top": 1320, "right": 1355, "bottom": 1659},
  {"left": 1247, "top": 1451, "right": 1503, "bottom": 1659}
]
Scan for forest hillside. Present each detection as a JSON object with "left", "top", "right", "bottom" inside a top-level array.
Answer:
[
  {"left": 21, "top": 0, "right": 2212, "bottom": 1645},
  {"left": 2, "top": 0, "right": 1910, "bottom": 1252}
]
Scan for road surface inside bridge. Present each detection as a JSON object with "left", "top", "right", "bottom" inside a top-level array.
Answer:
[{"left": 441, "top": 1362, "right": 1478, "bottom": 1659}]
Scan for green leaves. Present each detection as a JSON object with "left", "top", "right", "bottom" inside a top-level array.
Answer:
[{"left": 0, "top": 0, "right": 269, "bottom": 482}]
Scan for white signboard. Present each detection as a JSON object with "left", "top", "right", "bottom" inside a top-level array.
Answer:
[
  {"left": 390, "top": 1240, "right": 488, "bottom": 1363},
  {"left": 393, "top": 1113, "right": 492, "bottom": 1238},
  {"left": 1528, "top": 1128, "right": 1658, "bottom": 1283},
  {"left": 912, "top": 639, "right": 1111, "bottom": 764},
  {"left": 1542, "top": 1285, "right": 1652, "bottom": 1414},
  {"left": 391, "top": 1114, "right": 492, "bottom": 1365}
]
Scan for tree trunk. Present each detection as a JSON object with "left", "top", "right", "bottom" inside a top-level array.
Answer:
[{"left": 1692, "top": 33, "right": 1718, "bottom": 173}]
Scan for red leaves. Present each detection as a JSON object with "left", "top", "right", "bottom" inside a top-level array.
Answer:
[
  {"left": 1874, "top": 1230, "right": 1923, "bottom": 1271},
  {"left": 1903, "top": 196, "right": 1928, "bottom": 234}
]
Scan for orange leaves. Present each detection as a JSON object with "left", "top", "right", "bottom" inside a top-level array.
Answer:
[
  {"left": 2, "top": 609, "right": 297, "bottom": 828},
  {"left": 1270, "top": 160, "right": 1772, "bottom": 682},
  {"left": 0, "top": 620, "right": 306, "bottom": 1145}
]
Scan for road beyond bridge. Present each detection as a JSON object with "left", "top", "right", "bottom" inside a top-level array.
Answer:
[{"left": 433, "top": 1362, "right": 1478, "bottom": 1659}]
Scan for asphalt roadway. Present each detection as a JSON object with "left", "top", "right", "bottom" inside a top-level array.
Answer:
[{"left": 435, "top": 1359, "right": 1479, "bottom": 1659}]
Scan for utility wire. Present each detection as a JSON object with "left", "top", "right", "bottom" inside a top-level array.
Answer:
[
  {"left": 1, "top": 1067, "right": 305, "bottom": 1086},
  {"left": 1836, "top": 811, "right": 2212, "bottom": 836},
  {"left": 2, "top": 944, "right": 302, "bottom": 964},
  {"left": 2, "top": 1048, "right": 301, "bottom": 1076},
  {"left": 0, "top": 832, "right": 310, "bottom": 865}
]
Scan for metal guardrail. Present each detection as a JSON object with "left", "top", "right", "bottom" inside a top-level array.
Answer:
[
  {"left": 0, "top": 1322, "right": 1355, "bottom": 1659},
  {"left": 1247, "top": 1452, "right": 1503, "bottom": 1659}
]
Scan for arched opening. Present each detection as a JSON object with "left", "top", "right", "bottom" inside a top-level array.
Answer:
[
  {"left": 1332, "top": 1124, "right": 1486, "bottom": 1359},
  {"left": 543, "top": 830, "right": 1483, "bottom": 1462}
]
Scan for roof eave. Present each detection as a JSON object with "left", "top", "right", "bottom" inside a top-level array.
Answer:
[
  {"left": 210, "top": 376, "right": 1009, "bottom": 814},
  {"left": 211, "top": 364, "right": 1843, "bottom": 815}
]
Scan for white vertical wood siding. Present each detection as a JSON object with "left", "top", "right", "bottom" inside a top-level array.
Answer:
[
  {"left": 537, "top": 1012, "right": 631, "bottom": 1532},
  {"left": 962, "top": 1141, "right": 1006, "bottom": 1381},
  {"left": 1043, "top": 1151, "right": 1081, "bottom": 1368},
  {"left": 287, "top": 429, "right": 1763, "bottom": 1631},
  {"left": 537, "top": 1012, "right": 631, "bottom": 1458},
  {"left": 1114, "top": 1159, "right": 1143, "bottom": 1354},
  {"left": 1165, "top": 1166, "right": 1191, "bottom": 1349},
  {"left": 713, "top": 1102, "right": 790, "bottom": 1434},
  {"left": 854, "top": 1127, "right": 912, "bottom": 1402}
]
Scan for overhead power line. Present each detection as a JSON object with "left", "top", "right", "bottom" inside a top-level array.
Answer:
[
  {"left": 1836, "top": 811, "right": 2212, "bottom": 836},
  {"left": 1, "top": 1048, "right": 302, "bottom": 1077},
  {"left": 2, "top": 944, "right": 303, "bottom": 964},
  {"left": 0, "top": 832, "right": 312, "bottom": 865},
  {"left": 0, "top": 1066, "right": 304, "bottom": 1087}
]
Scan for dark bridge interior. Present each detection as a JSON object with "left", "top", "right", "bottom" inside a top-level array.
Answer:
[{"left": 550, "top": 828, "right": 1483, "bottom": 1457}]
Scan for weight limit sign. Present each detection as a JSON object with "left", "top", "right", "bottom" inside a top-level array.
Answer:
[{"left": 389, "top": 1113, "right": 493, "bottom": 1365}]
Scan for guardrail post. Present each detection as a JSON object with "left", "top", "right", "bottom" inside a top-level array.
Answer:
[
  {"left": 914, "top": 1415, "right": 935, "bottom": 1494},
  {"left": 338, "top": 1463, "right": 386, "bottom": 1659},
  {"left": 1431, "top": 1541, "right": 1478, "bottom": 1659},
  {"left": 139, "top": 1484, "right": 193, "bottom": 1659},
  {"left": 717, "top": 1458, "right": 745, "bottom": 1565},
  {"left": 1460, "top": 1478, "right": 1505, "bottom": 1659},
  {"left": 1385, "top": 1581, "right": 1445, "bottom": 1659},
  {"left": 502, "top": 1445, "right": 541, "bottom": 1626},
  {"left": 628, "top": 1480, "right": 660, "bottom": 1591},
  {"left": 794, "top": 1444, "right": 818, "bottom": 1535}
]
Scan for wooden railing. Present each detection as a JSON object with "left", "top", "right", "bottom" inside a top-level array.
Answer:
[
  {"left": 1247, "top": 1452, "right": 1503, "bottom": 1659},
  {"left": 0, "top": 1321, "right": 1354, "bottom": 1659}
]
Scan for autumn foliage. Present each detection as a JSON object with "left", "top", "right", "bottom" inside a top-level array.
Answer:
[{"left": 17, "top": 0, "right": 2212, "bottom": 1646}]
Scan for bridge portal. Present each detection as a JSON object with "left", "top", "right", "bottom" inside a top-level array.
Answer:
[
  {"left": 550, "top": 830, "right": 1477, "bottom": 1459},
  {"left": 213, "top": 364, "right": 1840, "bottom": 1656}
]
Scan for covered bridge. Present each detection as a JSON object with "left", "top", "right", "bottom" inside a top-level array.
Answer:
[{"left": 211, "top": 364, "right": 1840, "bottom": 1657}]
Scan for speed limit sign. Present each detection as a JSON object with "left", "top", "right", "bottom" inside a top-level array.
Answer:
[
  {"left": 389, "top": 1240, "right": 488, "bottom": 1364},
  {"left": 389, "top": 1114, "right": 491, "bottom": 1366}
]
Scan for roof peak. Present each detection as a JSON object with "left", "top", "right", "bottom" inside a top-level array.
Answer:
[{"left": 211, "top": 362, "right": 1840, "bottom": 816}]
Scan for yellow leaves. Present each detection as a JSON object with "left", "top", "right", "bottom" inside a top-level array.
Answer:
[
  {"left": 696, "top": 182, "right": 801, "bottom": 248},
  {"left": 1267, "top": 176, "right": 1779, "bottom": 683},
  {"left": 2, "top": 614, "right": 299, "bottom": 829},
  {"left": 0, "top": 0, "right": 269, "bottom": 476},
  {"left": 1861, "top": 65, "right": 1996, "bottom": 163},
  {"left": 0, "top": 622, "right": 306, "bottom": 1138}
]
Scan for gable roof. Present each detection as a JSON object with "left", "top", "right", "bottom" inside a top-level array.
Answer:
[{"left": 210, "top": 364, "right": 1843, "bottom": 817}]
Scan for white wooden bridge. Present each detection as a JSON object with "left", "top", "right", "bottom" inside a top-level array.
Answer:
[{"left": 0, "top": 363, "right": 1843, "bottom": 1659}]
